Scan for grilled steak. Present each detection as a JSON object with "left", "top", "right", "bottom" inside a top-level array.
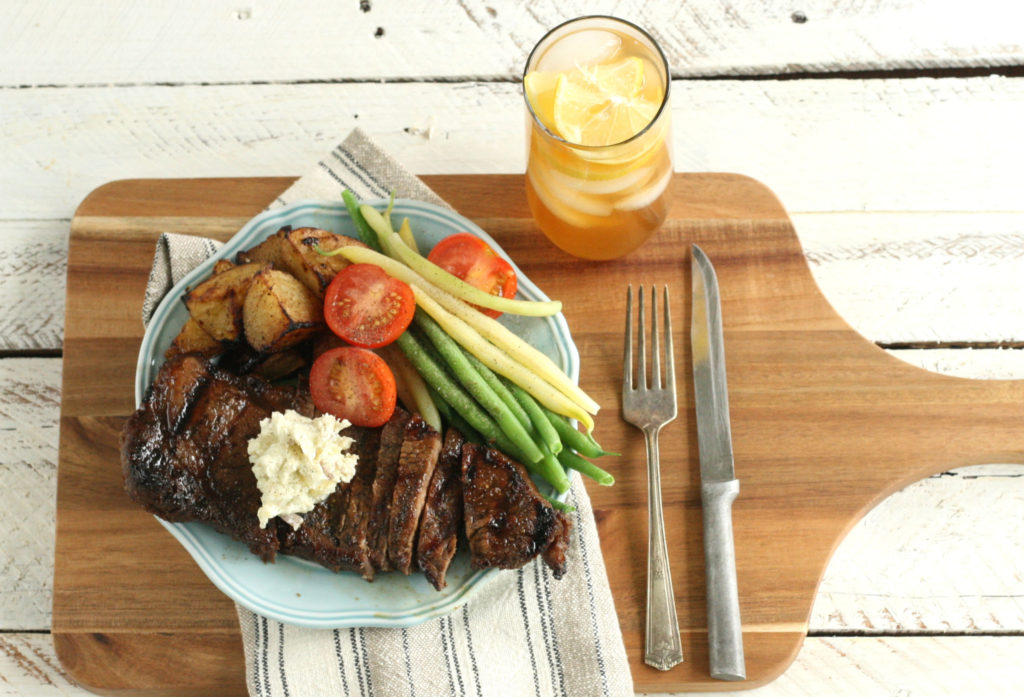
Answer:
[
  {"left": 122, "top": 354, "right": 573, "bottom": 588},
  {"left": 120, "top": 354, "right": 312, "bottom": 561},
  {"left": 416, "top": 428, "right": 466, "bottom": 590},
  {"left": 387, "top": 415, "right": 442, "bottom": 574},
  {"left": 541, "top": 510, "right": 572, "bottom": 580},
  {"left": 277, "top": 426, "right": 380, "bottom": 579},
  {"left": 333, "top": 426, "right": 381, "bottom": 579},
  {"left": 276, "top": 481, "right": 349, "bottom": 569},
  {"left": 461, "top": 443, "right": 569, "bottom": 576},
  {"left": 365, "top": 407, "right": 412, "bottom": 571}
]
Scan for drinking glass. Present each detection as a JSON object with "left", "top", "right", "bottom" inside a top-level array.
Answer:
[{"left": 523, "top": 16, "right": 673, "bottom": 260}]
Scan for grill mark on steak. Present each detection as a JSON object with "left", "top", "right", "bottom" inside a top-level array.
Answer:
[
  {"left": 366, "top": 407, "right": 412, "bottom": 572},
  {"left": 387, "top": 415, "right": 441, "bottom": 575},
  {"left": 416, "top": 428, "right": 466, "bottom": 591},
  {"left": 461, "top": 443, "right": 567, "bottom": 576}
]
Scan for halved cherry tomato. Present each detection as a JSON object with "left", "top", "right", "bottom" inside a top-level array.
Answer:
[
  {"left": 426, "top": 233, "right": 517, "bottom": 319},
  {"left": 323, "top": 263, "right": 415, "bottom": 348},
  {"left": 309, "top": 347, "right": 396, "bottom": 427}
]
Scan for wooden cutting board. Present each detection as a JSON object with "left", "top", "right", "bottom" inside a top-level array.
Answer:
[{"left": 53, "top": 174, "right": 1024, "bottom": 695}]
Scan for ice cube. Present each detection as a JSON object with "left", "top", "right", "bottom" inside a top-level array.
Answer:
[{"left": 537, "top": 29, "right": 622, "bottom": 72}]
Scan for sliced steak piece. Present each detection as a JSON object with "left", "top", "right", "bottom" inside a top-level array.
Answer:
[
  {"left": 416, "top": 428, "right": 466, "bottom": 590},
  {"left": 276, "top": 484, "right": 350, "bottom": 570},
  {"left": 121, "top": 354, "right": 311, "bottom": 562},
  {"left": 541, "top": 510, "right": 572, "bottom": 579},
  {"left": 386, "top": 415, "right": 441, "bottom": 574},
  {"left": 461, "top": 443, "right": 567, "bottom": 576},
  {"left": 365, "top": 407, "right": 412, "bottom": 572},
  {"left": 334, "top": 426, "right": 381, "bottom": 579},
  {"left": 277, "top": 425, "right": 379, "bottom": 579}
]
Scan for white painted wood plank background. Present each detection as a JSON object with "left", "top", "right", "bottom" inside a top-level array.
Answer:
[
  {"left": 4, "top": 0, "right": 1024, "bottom": 83},
  {"left": 6, "top": 79, "right": 1024, "bottom": 349},
  {"left": 3, "top": 0, "right": 1024, "bottom": 694},
  {"left": 6, "top": 77, "right": 1024, "bottom": 220}
]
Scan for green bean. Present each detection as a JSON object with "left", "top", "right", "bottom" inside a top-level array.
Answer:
[
  {"left": 427, "top": 384, "right": 483, "bottom": 445},
  {"left": 415, "top": 311, "right": 543, "bottom": 464},
  {"left": 462, "top": 355, "right": 570, "bottom": 491},
  {"left": 502, "top": 376, "right": 562, "bottom": 455},
  {"left": 543, "top": 407, "right": 617, "bottom": 458},
  {"left": 399, "top": 329, "right": 567, "bottom": 491},
  {"left": 558, "top": 448, "right": 615, "bottom": 486},
  {"left": 543, "top": 493, "right": 576, "bottom": 513},
  {"left": 379, "top": 343, "right": 441, "bottom": 432},
  {"left": 463, "top": 351, "right": 531, "bottom": 430},
  {"left": 395, "top": 330, "right": 514, "bottom": 453},
  {"left": 341, "top": 190, "right": 382, "bottom": 252},
  {"left": 359, "top": 204, "right": 563, "bottom": 317},
  {"left": 383, "top": 191, "right": 396, "bottom": 232},
  {"left": 335, "top": 245, "right": 597, "bottom": 427},
  {"left": 428, "top": 382, "right": 451, "bottom": 419},
  {"left": 397, "top": 217, "right": 419, "bottom": 254},
  {"left": 535, "top": 440, "right": 570, "bottom": 494},
  {"left": 359, "top": 203, "right": 404, "bottom": 260},
  {"left": 412, "top": 285, "right": 595, "bottom": 430}
]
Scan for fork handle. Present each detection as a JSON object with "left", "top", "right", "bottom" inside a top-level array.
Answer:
[
  {"left": 701, "top": 479, "right": 746, "bottom": 681},
  {"left": 643, "top": 427, "right": 684, "bottom": 671}
]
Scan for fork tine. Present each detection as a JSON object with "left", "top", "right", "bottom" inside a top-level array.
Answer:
[
  {"left": 651, "top": 286, "right": 661, "bottom": 389},
  {"left": 663, "top": 285, "right": 675, "bottom": 390},
  {"left": 624, "top": 285, "right": 634, "bottom": 390},
  {"left": 637, "top": 284, "right": 647, "bottom": 389}
]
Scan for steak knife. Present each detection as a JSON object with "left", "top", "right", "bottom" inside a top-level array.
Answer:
[{"left": 691, "top": 244, "right": 746, "bottom": 681}]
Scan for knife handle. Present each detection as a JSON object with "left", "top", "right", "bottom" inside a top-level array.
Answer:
[{"left": 701, "top": 479, "right": 746, "bottom": 681}]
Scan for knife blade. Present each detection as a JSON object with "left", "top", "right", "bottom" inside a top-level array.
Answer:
[{"left": 691, "top": 244, "right": 746, "bottom": 681}]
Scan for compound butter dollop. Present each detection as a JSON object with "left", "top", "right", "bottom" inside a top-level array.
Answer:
[{"left": 248, "top": 409, "right": 358, "bottom": 530}]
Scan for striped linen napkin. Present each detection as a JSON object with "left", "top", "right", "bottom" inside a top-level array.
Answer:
[{"left": 143, "top": 128, "right": 633, "bottom": 697}]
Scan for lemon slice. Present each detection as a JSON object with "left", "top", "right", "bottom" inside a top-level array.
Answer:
[
  {"left": 546, "top": 163, "right": 654, "bottom": 195},
  {"left": 524, "top": 69, "right": 560, "bottom": 130},
  {"left": 572, "top": 55, "right": 645, "bottom": 100},
  {"left": 613, "top": 166, "right": 673, "bottom": 211},
  {"left": 552, "top": 57, "right": 659, "bottom": 146},
  {"left": 531, "top": 128, "right": 664, "bottom": 180},
  {"left": 527, "top": 166, "right": 611, "bottom": 228},
  {"left": 531, "top": 162, "right": 613, "bottom": 216}
]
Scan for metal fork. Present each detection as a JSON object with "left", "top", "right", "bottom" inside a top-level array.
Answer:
[{"left": 622, "top": 285, "right": 684, "bottom": 671}]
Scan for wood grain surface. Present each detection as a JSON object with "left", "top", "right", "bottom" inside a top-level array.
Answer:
[{"left": 53, "top": 174, "right": 1024, "bottom": 694}]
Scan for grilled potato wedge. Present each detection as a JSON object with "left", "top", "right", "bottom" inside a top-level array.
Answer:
[
  {"left": 252, "top": 348, "right": 308, "bottom": 381},
  {"left": 236, "top": 230, "right": 288, "bottom": 268},
  {"left": 211, "top": 259, "right": 235, "bottom": 275},
  {"left": 183, "top": 262, "right": 267, "bottom": 342},
  {"left": 164, "top": 316, "right": 222, "bottom": 360},
  {"left": 277, "top": 227, "right": 367, "bottom": 296},
  {"left": 243, "top": 268, "right": 324, "bottom": 353}
]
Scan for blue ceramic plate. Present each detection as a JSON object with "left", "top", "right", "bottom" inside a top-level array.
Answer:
[{"left": 135, "top": 199, "right": 579, "bottom": 628}]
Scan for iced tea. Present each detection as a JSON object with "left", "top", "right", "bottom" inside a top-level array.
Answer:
[{"left": 524, "top": 16, "right": 672, "bottom": 260}]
